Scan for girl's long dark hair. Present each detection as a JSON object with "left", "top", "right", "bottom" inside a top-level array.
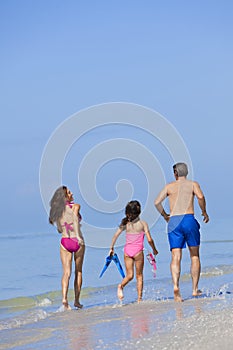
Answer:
[
  {"left": 120, "top": 200, "right": 141, "bottom": 228},
  {"left": 49, "top": 186, "right": 67, "bottom": 233}
]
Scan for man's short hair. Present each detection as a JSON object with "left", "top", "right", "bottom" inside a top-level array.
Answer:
[{"left": 173, "top": 162, "right": 188, "bottom": 177}]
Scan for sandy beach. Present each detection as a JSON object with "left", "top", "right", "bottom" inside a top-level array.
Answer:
[
  {"left": 1, "top": 289, "right": 233, "bottom": 350},
  {"left": 1, "top": 228, "right": 233, "bottom": 349}
]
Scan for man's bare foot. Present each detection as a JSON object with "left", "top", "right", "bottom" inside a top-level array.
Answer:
[
  {"left": 117, "top": 284, "right": 124, "bottom": 300},
  {"left": 74, "top": 302, "right": 83, "bottom": 309},
  {"left": 193, "top": 289, "right": 202, "bottom": 297},
  {"left": 174, "top": 287, "right": 183, "bottom": 302},
  {"left": 62, "top": 300, "right": 72, "bottom": 310},
  {"left": 137, "top": 298, "right": 142, "bottom": 303}
]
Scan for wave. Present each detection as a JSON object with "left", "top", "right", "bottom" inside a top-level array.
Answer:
[
  {"left": 0, "top": 232, "right": 50, "bottom": 240},
  {"left": 201, "top": 265, "right": 233, "bottom": 277},
  {"left": 0, "top": 309, "right": 48, "bottom": 330},
  {"left": 202, "top": 240, "right": 233, "bottom": 244},
  {"left": 0, "top": 286, "right": 100, "bottom": 330},
  {"left": 181, "top": 264, "right": 233, "bottom": 282}
]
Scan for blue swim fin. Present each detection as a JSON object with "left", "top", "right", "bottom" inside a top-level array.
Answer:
[
  {"left": 99, "top": 255, "right": 113, "bottom": 278},
  {"left": 99, "top": 253, "right": 125, "bottom": 278},
  {"left": 112, "top": 253, "right": 125, "bottom": 278}
]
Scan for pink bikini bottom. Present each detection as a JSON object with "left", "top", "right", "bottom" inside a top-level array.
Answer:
[{"left": 61, "top": 237, "right": 80, "bottom": 253}]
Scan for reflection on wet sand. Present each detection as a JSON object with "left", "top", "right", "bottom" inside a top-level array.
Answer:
[{"left": 20, "top": 295, "right": 232, "bottom": 350}]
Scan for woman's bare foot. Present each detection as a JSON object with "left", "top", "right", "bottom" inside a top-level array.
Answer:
[
  {"left": 193, "top": 289, "right": 202, "bottom": 297},
  {"left": 62, "top": 300, "right": 72, "bottom": 310},
  {"left": 74, "top": 301, "right": 83, "bottom": 309},
  {"left": 117, "top": 284, "right": 124, "bottom": 300},
  {"left": 137, "top": 298, "right": 142, "bottom": 303},
  {"left": 174, "top": 287, "right": 183, "bottom": 302}
]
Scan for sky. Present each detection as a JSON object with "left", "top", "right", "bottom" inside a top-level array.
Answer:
[{"left": 0, "top": 0, "right": 232, "bottom": 237}]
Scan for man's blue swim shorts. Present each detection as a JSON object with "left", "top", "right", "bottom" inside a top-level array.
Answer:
[{"left": 167, "top": 214, "right": 200, "bottom": 251}]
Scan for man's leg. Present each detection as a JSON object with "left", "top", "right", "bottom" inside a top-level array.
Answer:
[
  {"left": 188, "top": 246, "right": 202, "bottom": 296},
  {"left": 170, "top": 248, "right": 183, "bottom": 302}
]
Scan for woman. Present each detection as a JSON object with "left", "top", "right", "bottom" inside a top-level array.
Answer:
[
  {"left": 49, "top": 186, "right": 85, "bottom": 310},
  {"left": 109, "top": 200, "right": 158, "bottom": 302}
]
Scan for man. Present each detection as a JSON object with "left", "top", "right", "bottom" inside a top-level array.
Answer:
[{"left": 154, "top": 162, "right": 209, "bottom": 302}]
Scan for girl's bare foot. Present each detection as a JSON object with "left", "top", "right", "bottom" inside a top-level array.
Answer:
[
  {"left": 174, "top": 287, "right": 183, "bottom": 302},
  {"left": 62, "top": 300, "right": 72, "bottom": 310},
  {"left": 117, "top": 284, "right": 124, "bottom": 300}
]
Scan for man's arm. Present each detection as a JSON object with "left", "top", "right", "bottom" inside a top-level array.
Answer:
[
  {"left": 193, "top": 181, "right": 209, "bottom": 223},
  {"left": 154, "top": 186, "right": 170, "bottom": 222}
]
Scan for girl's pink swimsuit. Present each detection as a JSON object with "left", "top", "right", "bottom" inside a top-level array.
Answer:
[{"left": 124, "top": 231, "right": 145, "bottom": 258}]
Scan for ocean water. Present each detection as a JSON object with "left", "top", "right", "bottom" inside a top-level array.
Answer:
[{"left": 0, "top": 218, "right": 233, "bottom": 349}]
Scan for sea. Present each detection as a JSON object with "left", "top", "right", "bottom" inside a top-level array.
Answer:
[{"left": 0, "top": 217, "right": 233, "bottom": 349}]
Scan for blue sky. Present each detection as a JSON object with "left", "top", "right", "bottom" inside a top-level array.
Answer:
[{"left": 0, "top": 0, "right": 232, "bottom": 235}]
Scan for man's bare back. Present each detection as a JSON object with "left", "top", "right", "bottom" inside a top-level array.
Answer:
[
  {"left": 155, "top": 177, "right": 209, "bottom": 222},
  {"left": 165, "top": 178, "right": 205, "bottom": 216}
]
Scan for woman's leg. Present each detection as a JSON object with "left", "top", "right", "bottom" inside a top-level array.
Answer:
[
  {"left": 134, "top": 251, "right": 144, "bottom": 302},
  {"left": 117, "top": 255, "right": 134, "bottom": 300},
  {"left": 60, "top": 247, "right": 72, "bottom": 309},
  {"left": 74, "top": 245, "right": 85, "bottom": 308}
]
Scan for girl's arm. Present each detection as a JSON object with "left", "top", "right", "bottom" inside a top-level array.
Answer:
[
  {"left": 143, "top": 221, "right": 158, "bottom": 256},
  {"left": 109, "top": 227, "right": 124, "bottom": 256}
]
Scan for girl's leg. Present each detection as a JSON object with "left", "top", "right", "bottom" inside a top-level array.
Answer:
[
  {"left": 134, "top": 251, "right": 144, "bottom": 302},
  {"left": 74, "top": 245, "right": 85, "bottom": 308},
  {"left": 118, "top": 255, "right": 134, "bottom": 300},
  {"left": 60, "top": 247, "right": 72, "bottom": 309}
]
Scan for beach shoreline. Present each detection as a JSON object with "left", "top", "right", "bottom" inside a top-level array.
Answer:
[
  {"left": 1, "top": 226, "right": 233, "bottom": 349},
  {"left": 1, "top": 287, "right": 233, "bottom": 350}
]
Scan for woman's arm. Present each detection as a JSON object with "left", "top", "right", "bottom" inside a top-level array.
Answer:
[
  {"left": 72, "top": 203, "right": 82, "bottom": 223},
  {"left": 72, "top": 210, "right": 84, "bottom": 245},
  {"left": 72, "top": 203, "right": 81, "bottom": 216}
]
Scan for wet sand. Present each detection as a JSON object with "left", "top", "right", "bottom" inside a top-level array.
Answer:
[{"left": 1, "top": 294, "right": 233, "bottom": 350}]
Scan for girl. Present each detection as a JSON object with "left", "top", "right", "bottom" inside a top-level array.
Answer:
[
  {"left": 109, "top": 200, "right": 158, "bottom": 302},
  {"left": 49, "top": 186, "right": 85, "bottom": 310}
]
